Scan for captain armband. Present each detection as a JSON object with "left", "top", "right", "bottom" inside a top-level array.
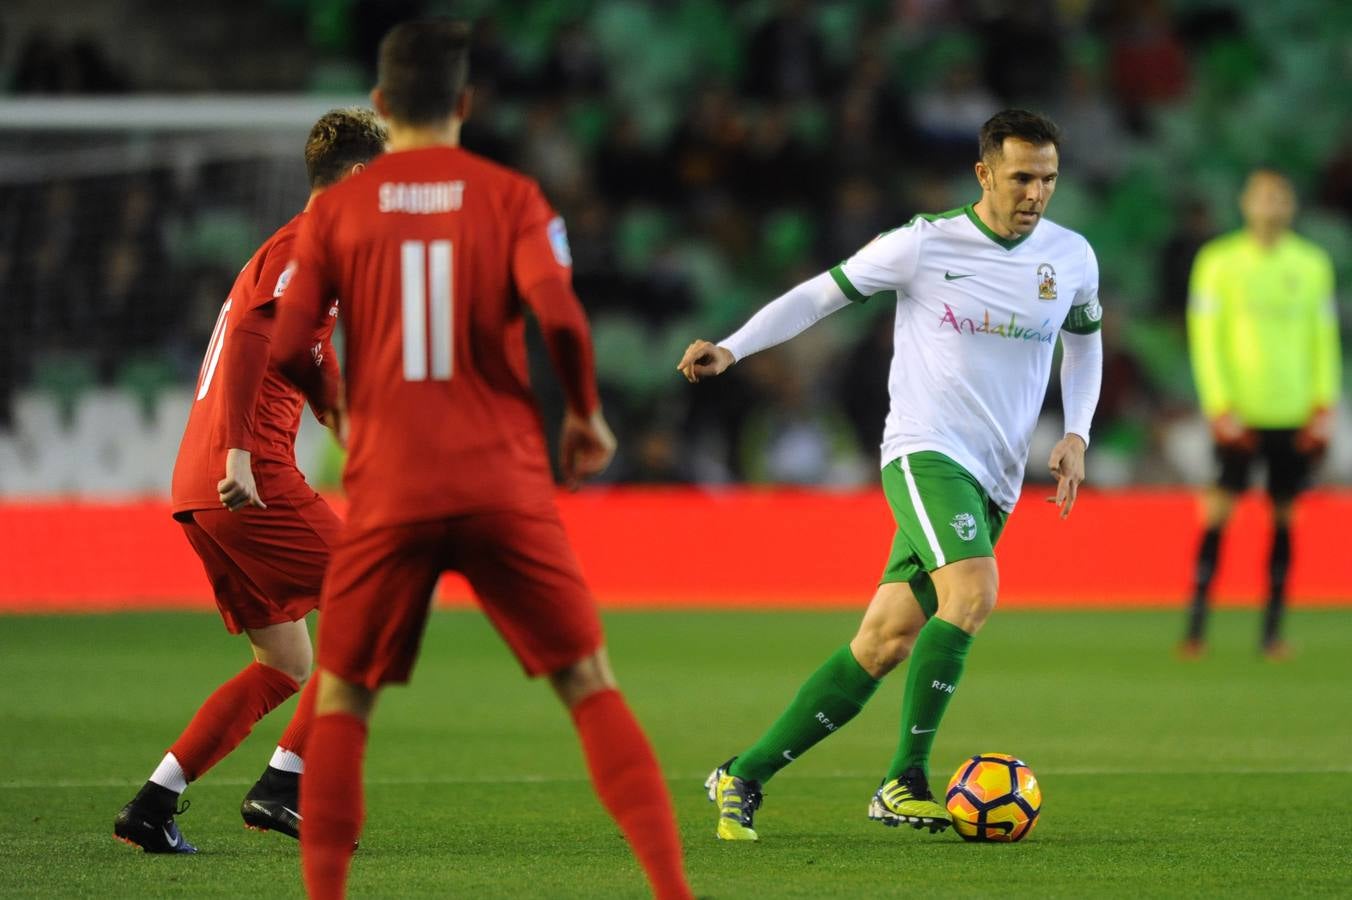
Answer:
[{"left": 1062, "top": 299, "right": 1103, "bottom": 335}]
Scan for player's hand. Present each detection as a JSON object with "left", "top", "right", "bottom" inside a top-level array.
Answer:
[
  {"left": 676, "top": 340, "right": 735, "bottom": 383},
  {"left": 1046, "top": 433, "right": 1086, "bottom": 520},
  {"left": 1211, "top": 413, "right": 1256, "bottom": 451},
  {"left": 560, "top": 408, "right": 616, "bottom": 489},
  {"left": 1294, "top": 406, "right": 1332, "bottom": 455},
  {"left": 218, "top": 448, "right": 266, "bottom": 511}
]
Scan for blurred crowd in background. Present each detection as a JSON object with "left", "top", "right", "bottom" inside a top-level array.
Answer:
[{"left": 1, "top": 0, "right": 1349, "bottom": 490}]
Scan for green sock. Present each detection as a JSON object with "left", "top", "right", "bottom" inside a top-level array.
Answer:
[
  {"left": 886, "top": 616, "right": 973, "bottom": 782},
  {"left": 729, "top": 645, "right": 880, "bottom": 784}
]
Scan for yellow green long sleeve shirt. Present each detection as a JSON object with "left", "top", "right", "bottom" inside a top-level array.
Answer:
[{"left": 1186, "top": 229, "right": 1341, "bottom": 428}]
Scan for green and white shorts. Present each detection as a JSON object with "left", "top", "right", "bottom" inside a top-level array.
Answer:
[{"left": 879, "top": 451, "right": 1009, "bottom": 618}]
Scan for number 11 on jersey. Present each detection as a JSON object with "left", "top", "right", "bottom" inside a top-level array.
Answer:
[{"left": 401, "top": 239, "right": 453, "bottom": 382}]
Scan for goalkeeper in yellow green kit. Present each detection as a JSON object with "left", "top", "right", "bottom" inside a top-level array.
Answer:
[{"left": 1183, "top": 167, "right": 1342, "bottom": 658}]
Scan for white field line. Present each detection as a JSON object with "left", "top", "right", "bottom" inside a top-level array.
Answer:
[{"left": 4, "top": 766, "right": 1352, "bottom": 790}]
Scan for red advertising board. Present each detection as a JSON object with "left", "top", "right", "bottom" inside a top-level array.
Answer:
[{"left": 1, "top": 489, "right": 1348, "bottom": 611}]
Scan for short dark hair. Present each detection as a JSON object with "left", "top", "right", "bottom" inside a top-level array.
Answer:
[
  {"left": 305, "top": 107, "right": 387, "bottom": 188},
  {"left": 978, "top": 109, "right": 1061, "bottom": 161},
  {"left": 377, "top": 20, "right": 472, "bottom": 126}
]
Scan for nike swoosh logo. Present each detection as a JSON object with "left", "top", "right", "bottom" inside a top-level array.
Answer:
[
  {"left": 782, "top": 750, "right": 796, "bottom": 761},
  {"left": 944, "top": 272, "right": 975, "bottom": 281},
  {"left": 162, "top": 826, "right": 179, "bottom": 848},
  {"left": 248, "top": 800, "right": 302, "bottom": 821},
  {"left": 910, "top": 725, "right": 937, "bottom": 734}
]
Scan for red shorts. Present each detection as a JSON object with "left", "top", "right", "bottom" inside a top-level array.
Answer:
[
  {"left": 177, "top": 491, "right": 341, "bottom": 634},
  {"left": 317, "top": 505, "right": 603, "bottom": 688}
]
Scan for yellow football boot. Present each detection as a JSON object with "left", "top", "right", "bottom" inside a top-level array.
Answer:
[
  {"left": 704, "top": 758, "right": 763, "bottom": 841},
  {"left": 867, "top": 766, "right": 952, "bottom": 834}
]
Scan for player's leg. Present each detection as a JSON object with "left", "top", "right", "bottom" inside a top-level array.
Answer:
[
  {"left": 240, "top": 492, "right": 342, "bottom": 839},
  {"left": 241, "top": 679, "right": 317, "bottom": 838},
  {"left": 116, "top": 620, "right": 306, "bottom": 854},
  {"left": 172, "top": 619, "right": 311, "bottom": 777},
  {"left": 1262, "top": 497, "right": 1295, "bottom": 657},
  {"left": 702, "top": 582, "right": 913, "bottom": 839},
  {"left": 1260, "top": 430, "right": 1310, "bottom": 658},
  {"left": 710, "top": 582, "right": 917, "bottom": 840},
  {"left": 1183, "top": 441, "right": 1249, "bottom": 654},
  {"left": 548, "top": 649, "right": 691, "bottom": 900},
  {"left": 300, "top": 668, "right": 377, "bottom": 899},
  {"left": 729, "top": 581, "right": 914, "bottom": 785},
  {"left": 233, "top": 620, "right": 314, "bottom": 839},
  {"left": 300, "top": 519, "right": 442, "bottom": 900},
  {"left": 893, "top": 560, "right": 995, "bottom": 775},
  {"left": 175, "top": 503, "right": 328, "bottom": 782},
  {"left": 460, "top": 507, "right": 691, "bottom": 899},
  {"left": 115, "top": 514, "right": 307, "bottom": 854},
  {"left": 850, "top": 581, "right": 929, "bottom": 678},
  {"left": 870, "top": 454, "right": 1001, "bottom": 833},
  {"left": 1183, "top": 486, "right": 1236, "bottom": 652}
]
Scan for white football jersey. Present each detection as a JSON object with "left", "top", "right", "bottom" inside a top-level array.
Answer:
[{"left": 832, "top": 204, "right": 1102, "bottom": 511}]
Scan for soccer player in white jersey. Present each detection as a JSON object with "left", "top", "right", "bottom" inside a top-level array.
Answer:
[{"left": 677, "top": 109, "right": 1103, "bottom": 839}]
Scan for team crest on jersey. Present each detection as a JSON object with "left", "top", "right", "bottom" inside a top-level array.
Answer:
[
  {"left": 949, "top": 512, "right": 978, "bottom": 542},
  {"left": 1036, "top": 263, "right": 1057, "bottom": 300},
  {"left": 274, "top": 262, "right": 296, "bottom": 298},
  {"left": 547, "top": 216, "right": 572, "bottom": 267}
]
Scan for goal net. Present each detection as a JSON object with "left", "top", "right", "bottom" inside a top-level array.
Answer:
[{"left": 0, "top": 95, "right": 364, "bottom": 497}]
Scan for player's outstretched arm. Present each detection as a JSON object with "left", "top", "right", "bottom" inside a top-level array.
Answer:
[{"left": 678, "top": 271, "right": 850, "bottom": 383}]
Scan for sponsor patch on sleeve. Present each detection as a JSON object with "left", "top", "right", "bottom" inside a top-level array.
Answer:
[
  {"left": 273, "top": 262, "right": 296, "bottom": 298},
  {"left": 547, "top": 217, "right": 572, "bottom": 267}
]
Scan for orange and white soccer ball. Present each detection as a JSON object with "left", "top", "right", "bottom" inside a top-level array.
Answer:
[{"left": 945, "top": 753, "right": 1042, "bottom": 842}]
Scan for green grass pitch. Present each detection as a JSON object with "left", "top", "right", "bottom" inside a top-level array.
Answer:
[{"left": 1, "top": 608, "right": 1349, "bottom": 898}]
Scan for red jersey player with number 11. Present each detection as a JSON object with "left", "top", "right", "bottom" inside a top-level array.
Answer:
[{"left": 272, "top": 21, "right": 692, "bottom": 900}]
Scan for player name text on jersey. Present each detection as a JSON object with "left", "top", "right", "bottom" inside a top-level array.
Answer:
[{"left": 379, "top": 180, "right": 466, "bottom": 214}]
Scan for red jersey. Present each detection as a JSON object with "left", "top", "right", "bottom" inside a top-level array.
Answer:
[
  {"left": 172, "top": 214, "right": 338, "bottom": 513},
  {"left": 275, "top": 146, "right": 598, "bottom": 530}
]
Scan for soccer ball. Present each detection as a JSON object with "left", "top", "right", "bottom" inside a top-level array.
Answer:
[{"left": 945, "top": 753, "right": 1042, "bottom": 842}]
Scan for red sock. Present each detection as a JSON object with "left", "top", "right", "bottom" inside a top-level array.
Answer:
[
  {"left": 301, "top": 713, "right": 367, "bottom": 900},
  {"left": 169, "top": 661, "right": 299, "bottom": 781},
  {"left": 277, "top": 674, "right": 318, "bottom": 756},
  {"left": 571, "top": 689, "right": 692, "bottom": 900}
]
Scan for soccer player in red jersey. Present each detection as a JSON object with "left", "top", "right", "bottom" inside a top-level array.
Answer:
[
  {"left": 271, "top": 22, "right": 692, "bottom": 900},
  {"left": 113, "top": 108, "right": 387, "bottom": 855}
]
